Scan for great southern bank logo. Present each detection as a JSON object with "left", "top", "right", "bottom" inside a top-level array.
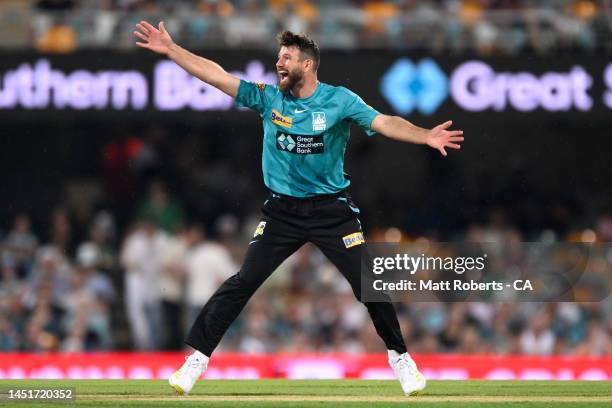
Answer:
[
  {"left": 380, "top": 58, "right": 448, "bottom": 116},
  {"left": 277, "top": 133, "right": 296, "bottom": 151}
]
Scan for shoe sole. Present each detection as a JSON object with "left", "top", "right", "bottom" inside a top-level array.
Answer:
[
  {"left": 168, "top": 378, "right": 186, "bottom": 396},
  {"left": 407, "top": 387, "right": 426, "bottom": 397},
  {"left": 407, "top": 376, "right": 427, "bottom": 397}
]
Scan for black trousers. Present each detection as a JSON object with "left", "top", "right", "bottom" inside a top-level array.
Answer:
[{"left": 186, "top": 192, "right": 407, "bottom": 356}]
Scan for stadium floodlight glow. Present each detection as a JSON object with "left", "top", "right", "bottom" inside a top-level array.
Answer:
[
  {"left": 450, "top": 61, "right": 593, "bottom": 112},
  {"left": 0, "top": 59, "right": 148, "bottom": 110}
]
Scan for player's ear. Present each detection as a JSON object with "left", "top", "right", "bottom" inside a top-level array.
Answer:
[{"left": 304, "top": 58, "right": 313, "bottom": 73}]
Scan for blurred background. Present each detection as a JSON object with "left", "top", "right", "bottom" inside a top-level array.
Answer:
[{"left": 0, "top": 0, "right": 611, "bottom": 378}]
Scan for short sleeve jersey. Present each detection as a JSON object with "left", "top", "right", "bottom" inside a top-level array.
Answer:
[{"left": 235, "top": 80, "right": 380, "bottom": 197}]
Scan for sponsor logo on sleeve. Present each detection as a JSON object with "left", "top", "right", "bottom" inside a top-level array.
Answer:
[
  {"left": 271, "top": 109, "right": 293, "bottom": 128},
  {"left": 256, "top": 83, "right": 266, "bottom": 91},
  {"left": 342, "top": 232, "right": 365, "bottom": 248}
]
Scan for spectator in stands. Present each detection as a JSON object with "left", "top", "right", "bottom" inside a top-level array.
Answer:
[
  {"left": 23, "top": 281, "right": 65, "bottom": 351},
  {"left": 24, "top": 246, "right": 72, "bottom": 307},
  {"left": 61, "top": 263, "right": 107, "bottom": 351},
  {"left": 1, "top": 201, "right": 612, "bottom": 354},
  {"left": 120, "top": 217, "right": 167, "bottom": 350},
  {"left": 184, "top": 224, "right": 235, "bottom": 329},
  {"left": 158, "top": 226, "right": 189, "bottom": 350},
  {"left": 6, "top": 0, "right": 609, "bottom": 54},
  {"left": 49, "top": 208, "right": 74, "bottom": 257},
  {"left": 55, "top": 244, "right": 115, "bottom": 351},
  {"left": 3, "top": 213, "right": 38, "bottom": 279},
  {"left": 137, "top": 181, "right": 185, "bottom": 234},
  {"left": 238, "top": 298, "right": 274, "bottom": 353},
  {"left": 504, "top": 317, "right": 526, "bottom": 354},
  {"left": 0, "top": 258, "right": 28, "bottom": 351},
  {"left": 438, "top": 303, "right": 466, "bottom": 351},
  {"left": 77, "top": 214, "right": 118, "bottom": 276},
  {"left": 336, "top": 293, "right": 369, "bottom": 353},
  {"left": 214, "top": 214, "right": 244, "bottom": 263},
  {"left": 457, "top": 323, "right": 487, "bottom": 354},
  {"left": 75, "top": 243, "right": 116, "bottom": 307},
  {"left": 0, "top": 313, "right": 18, "bottom": 351},
  {"left": 575, "top": 316, "right": 612, "bottom": 356},
  {"left": 520, "top": 309, "right": 556, "bottom": 355},
  {"left": 60, "top": 312, "right": 89, "bottom": 352},
  {"left": 34, "top": 0, "right": 76, "bottom": 53}
]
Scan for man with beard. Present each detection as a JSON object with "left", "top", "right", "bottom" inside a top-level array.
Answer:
[{"left": 134, "top": 21, "right": 464, "bottom": 396}]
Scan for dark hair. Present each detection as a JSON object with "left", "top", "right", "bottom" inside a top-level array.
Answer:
[{"left": 277, "top": 30, "right": 320, "bottom": 71}]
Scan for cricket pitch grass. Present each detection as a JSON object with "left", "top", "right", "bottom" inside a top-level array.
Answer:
[{"left": 1, "top": 379, "right": 611, "bottom": 407}]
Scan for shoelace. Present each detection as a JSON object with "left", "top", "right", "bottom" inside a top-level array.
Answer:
[
  {"left": 396, "top": 356, "right": 416, "bottom": 376},
  {"left": 185, "top": 356, "right": 204, "bottom": 370}
]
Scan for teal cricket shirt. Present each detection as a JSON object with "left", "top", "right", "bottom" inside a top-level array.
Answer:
[{"left": 235, "top": 80, "right": 380, "bottom": 197}]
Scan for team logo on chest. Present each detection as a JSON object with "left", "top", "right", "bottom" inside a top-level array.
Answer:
[
  {"left": 271, "top": 109, "right": 293, "bottom": 128},
  {"left": 312, "top": 112, "right": 326, "bottom": 131}
]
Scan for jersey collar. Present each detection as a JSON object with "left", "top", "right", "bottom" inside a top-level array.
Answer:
[{"left": 288, "top": 81, "right": 321, "bottom": 103}]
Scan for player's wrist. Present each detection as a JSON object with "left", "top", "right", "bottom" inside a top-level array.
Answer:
[
  {"left": 166, "top": 42, "right": 180, "bottom": 56},
  {"left": 423, "top": 129, "right": 435, "bottom": 146}
]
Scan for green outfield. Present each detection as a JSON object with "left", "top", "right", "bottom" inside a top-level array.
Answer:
[{"left": 1, "top": 379, "right": 611, "bottom": 408}]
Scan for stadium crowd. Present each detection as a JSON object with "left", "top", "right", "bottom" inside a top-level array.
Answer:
[
  {"left": 0, "top": 0, "right": 611, "bottom": 53},
  {"left": 1, "top": 182, "right": 611, "bottom": 356}
]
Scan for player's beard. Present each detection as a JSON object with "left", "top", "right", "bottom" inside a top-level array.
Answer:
[{"left": 278, "top": 68, "right": 303, "bottom": 93}]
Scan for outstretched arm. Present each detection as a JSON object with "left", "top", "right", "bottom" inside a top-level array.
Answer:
[
  {"left": 371, "top": 114, "right": 464, "bottom": 156},
  {"left": 134, "top": 20, "right": 240, "bottom": 97}
]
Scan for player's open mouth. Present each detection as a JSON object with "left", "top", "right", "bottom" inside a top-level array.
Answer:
[{"left": 278, "top": 71, "right": 289, "bottom": 81}]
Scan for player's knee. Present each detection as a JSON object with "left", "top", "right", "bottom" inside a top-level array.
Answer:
[{"left": 234, "top": 270, "right": 263, "bottom": 292}]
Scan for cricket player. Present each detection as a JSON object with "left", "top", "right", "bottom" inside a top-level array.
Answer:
[{"left": 134, "top": 21, "right": 463, "bottom": 396}]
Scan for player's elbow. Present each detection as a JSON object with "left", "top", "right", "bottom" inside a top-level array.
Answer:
[{"left": 371, "top": 114, "right": 396, "bottom": 134}]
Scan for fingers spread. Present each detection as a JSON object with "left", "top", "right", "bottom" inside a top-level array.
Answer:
[
  {"left": 159, "top": 21, "right": 166, "bottom": 33},
  {"left": 136, "top": 23, "right": 149, "bottom": 34},
  {"left": 135, "top": 42, "right": 149, "bottom": 48},
  {"left": 447, "top": 143, "right": 461, "bottom": 149},
  {"left": 440, "top": 120, "right": 453, "bottom": 129},
  {"left": 449, "top": 136, "right": 464, "bottom": 142},
  {"left": 439, "top": 147, "right": 448, "bottom": 156},
  {"left": 134, "top": 31, "right": 147, "bottom": 41},
  {"left": 141, "top": 20, "right": 157, "bottom": 33}
]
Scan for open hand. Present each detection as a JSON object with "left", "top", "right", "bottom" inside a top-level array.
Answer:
[
  {"left": 134, "top": 20, "right": 174, "bottom": 55},
  {"left": 426, "top": 121, "right": 464, "bottom": 156}
]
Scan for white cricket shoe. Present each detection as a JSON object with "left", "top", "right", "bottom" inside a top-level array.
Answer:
[
  {"left": 388, "top": 350, "right": 426, "bottom": 396},
  {"left": 168, "top": 353, "right": 208, "bottom": 395}
]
